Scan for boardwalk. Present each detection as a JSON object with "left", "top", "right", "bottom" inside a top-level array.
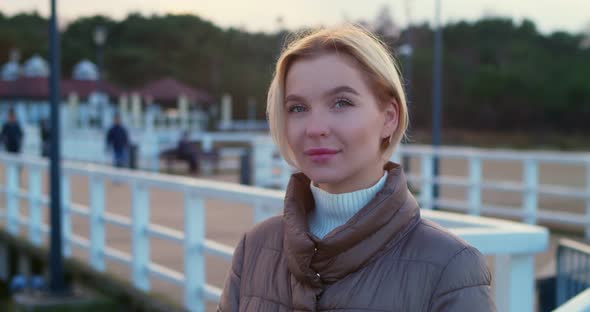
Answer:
[{"left": 0, "top": 158, "right": 587, "bottom": 311}]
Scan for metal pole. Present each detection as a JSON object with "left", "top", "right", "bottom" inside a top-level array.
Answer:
[
  {"left": 97, "top": 42, "right": 104, "bottom": 129},
  {"left": 400, "top": 0, "right": 415, "bottom": 174},
  {"left": 97, "top": 42, "right": 103, "bottom": 98},
  {"left": 404, "top": 51, "right": 413, "bottom": 107},
  {"left": 403, "top": 0, "right": 414, "bottom": 106},
  {"left": 402, "top": 45, "right": 413, "bottom": 174},
  {"left": 49, "top": 0, "right": 66, "bottom": 293},
  {"left": 94, "top": 25, "right": 106, "bottom": 128},
  {"left": 432, "top": 0, "right": 443, "bottom": 208}
]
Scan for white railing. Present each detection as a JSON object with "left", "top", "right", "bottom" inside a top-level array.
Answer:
[
  {"left": 150, "top": 113, "right": 207, "bottom": 131},
  {"left": 398, "top": 145, "right": 590, "bottom": 240},
  {"left": 21, "top": 127, "right": 162, "bottom": 171},
  {"left": 0, "top": 153, "right": 282, "bottom": 311},
  {"left": 0, "top": 153, "right": 548, "bottom": 312},
  {"left": 12, "top": 100, "right": 258, "bottom": 134},
  {"left": 21, "top": 129, "right": 590, "bottom": 241},
  {"left": 217, "top": 120, "right": 269, "bottom": 131},
  {"left": 252, "top": 136, "right": 293, "bottom": 188},
  {"left": 23, "top": 129, "right": 272, "bottom": 176},
  {"left": 256, "top": 143, "right": 590, "bottom": 240},
  {"left": 553, "top": 288, "right": 590, "bottom": 312}
]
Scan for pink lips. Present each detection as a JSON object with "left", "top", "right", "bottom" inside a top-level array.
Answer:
[{"left": 304, "top": 148, "right": 340, "bottom": 163}]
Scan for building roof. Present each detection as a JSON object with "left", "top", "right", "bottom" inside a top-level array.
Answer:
[
  {"left": 136, "top": 77, "right": 212, "bottom": 103},
  {"left": 0, "top": 57, "right": 212, "bottom": 104},
  {"left": 62, "top": 79, "right": 124, "bottom": 98}
]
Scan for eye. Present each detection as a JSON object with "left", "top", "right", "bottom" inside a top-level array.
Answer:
[
  {"left": 287, "top": 104, "right": 307, "bottom": 113},
  {"left": 333, "top": 97, "right": 353, "bottom": 110}
]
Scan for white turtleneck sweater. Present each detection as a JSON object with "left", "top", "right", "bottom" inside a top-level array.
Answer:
[{"left": 308, "top": 171, "right": 388, "bottom": 239}]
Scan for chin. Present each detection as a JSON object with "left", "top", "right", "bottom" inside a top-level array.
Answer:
[{"left": 303, "top": 167, "right": 346, "bottom": 185}]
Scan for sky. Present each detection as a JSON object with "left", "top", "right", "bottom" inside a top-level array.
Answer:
[{"left": 1, "top": 0, "right": 589, "bottom": 35}]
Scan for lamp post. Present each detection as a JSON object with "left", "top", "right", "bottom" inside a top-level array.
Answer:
[
  {"left": 401, "top": 0, "right": 414, "bottom": 106},
  {"left": 398, "top": 43, "right": 413, "bottom": 173},
  {"left": 48, "top": 0, "right": 66, "bottom": 294},
  {"left": 399, "top": 45, "right": 413, "bottom": 103},
  {"left": 432, "top": 0, "right": 443, "bottom": 208},
  {"left": 94, "top": 25, "right": 107, "bottom": 91},
  {"left": 94, "top": 25, "right": 107, "bottom": 127},
  {"left": 399, "top": 0, "right": 415, "bottom": 175}
]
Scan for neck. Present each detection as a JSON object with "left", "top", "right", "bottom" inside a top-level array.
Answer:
[{"left": 308, "top": 170, "right": 388, "bottom": 239}]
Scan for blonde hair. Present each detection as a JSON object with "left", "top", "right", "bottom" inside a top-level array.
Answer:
[{"left": 266, "top": 24, "right": 409, "bottom": 167}]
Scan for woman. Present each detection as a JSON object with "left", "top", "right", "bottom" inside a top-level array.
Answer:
[{"left": 219, "top": 24, "right": 495, "bottom": 311}]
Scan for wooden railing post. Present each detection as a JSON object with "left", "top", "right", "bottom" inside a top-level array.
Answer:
[
  {"left": 61, "top": 175, "right": 72, "bottom": 257},
  {"left": 89, "top": 176, "right": 106, "bottom": 272},
  {"left": 468, "top": 155, "right": 482, "bottom": 216},
  {"left": 132, "top": 182, "right": 150, "bottom": 291},
  {"left": 28, "top": 167, "right": 42, "bottom": 245},
  {"left": 420, "top": 153, "right": 434, "bottom": 210},
  {"left": 183, "top": 192, "right": 205, "bottom": 312},
  {"left": 523, "top": 159, "right": 538, "bottom": 225},
  {"left": 6, "top": 163, "right": 19, "bottom": 235}
]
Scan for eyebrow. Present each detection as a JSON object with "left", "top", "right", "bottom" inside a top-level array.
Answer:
[
  {"left": 325, "top": 86, "right": 360, "bottom": 97},
  {"left": 284, "top": 85, "right": 360, "bottom": 103}
]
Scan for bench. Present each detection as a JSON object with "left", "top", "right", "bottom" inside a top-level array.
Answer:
[{"left": 159, "top": 145, "right": 220, "bottom": 174}]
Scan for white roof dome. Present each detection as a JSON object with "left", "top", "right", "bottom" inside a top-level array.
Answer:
[
  {"left": 73, "top": 59, "right": 98, "bottom": 80},
  {"left": 1, "top": 61, "right": 20, "bottom": 80},
  {"left": 23, "top": 54, "right": 49, "bottom": 77}
]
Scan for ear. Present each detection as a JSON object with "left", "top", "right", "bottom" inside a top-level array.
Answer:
[{"left": 381, "top": 97, "right": 399, "bottom": 140}]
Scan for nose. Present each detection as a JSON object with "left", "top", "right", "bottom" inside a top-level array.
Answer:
[{"left": 305, "top": 110, "right": 329, "bottom": 138}]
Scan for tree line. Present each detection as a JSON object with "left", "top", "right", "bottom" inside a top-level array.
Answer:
[{"left": 1, "top": 11, "right": 589, "bottom": 135}]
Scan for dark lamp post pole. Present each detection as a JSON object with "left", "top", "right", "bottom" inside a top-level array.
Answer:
[
  {"left": 432, "top": 0, "right": 443, "bottom": 208},
  {"left": 49, "top": 0, "right": 66, "bottom": 294}
]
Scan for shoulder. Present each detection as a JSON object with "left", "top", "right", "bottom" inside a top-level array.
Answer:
[
  {"left": 407, "top": 221, "right": 494, "bottom": 310},
  {"left": 404, "top": 219, "right": 491, "bottom": 290},
  {"left": 400, "top": 219, "right": 484, "bottom": 266},
  {"left": 242, "top": 215, "right": 284, "bottom": 252}
]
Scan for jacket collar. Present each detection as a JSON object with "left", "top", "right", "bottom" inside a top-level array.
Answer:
[{"left": 283, "top": 162, "right": 421, "bottom": 287}]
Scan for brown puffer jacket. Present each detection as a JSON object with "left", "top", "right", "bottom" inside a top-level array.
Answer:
[{"left": 218, "top": 162, "right": 495, "bottom": 311}]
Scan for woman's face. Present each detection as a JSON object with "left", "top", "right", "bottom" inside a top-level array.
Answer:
[{"left": 284, "top": 52, "right": 397, "bottom": 194}]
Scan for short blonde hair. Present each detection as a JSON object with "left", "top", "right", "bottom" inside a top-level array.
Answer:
[{"left": 266, "top": 24, "right": 409, "bottom": 167}]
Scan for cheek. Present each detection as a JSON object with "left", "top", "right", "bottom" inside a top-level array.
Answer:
[
  {"left": 346, "top": 120, "right": 382, "bottom": 148},
  {"left": 285, "top": 119, "right": 300, "bottom": 148}
]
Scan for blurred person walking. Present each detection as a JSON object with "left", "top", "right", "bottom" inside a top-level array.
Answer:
[
  {"left": 0, "top": 108, "right": 24, "bottom": 155},
  {"left": 106, "top": 114, "right": 130, "bottom": 168},
  {"left": 176, "top": 130, "right": 199, "bottom": 174},
  {"left": 39, "top": 118, "right": 51, "bottom": 157}
]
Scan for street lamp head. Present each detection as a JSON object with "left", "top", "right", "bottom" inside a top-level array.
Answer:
[
  {"left": 94, "top": 25, "right": 107, "bottom": 46},
  {"left": 398, "top": 44, "right": 413, "bottom": 56}
]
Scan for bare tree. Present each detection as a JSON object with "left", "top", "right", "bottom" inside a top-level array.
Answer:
[{"left": 372, "top": 4, "right": 401, "bottom": 41}]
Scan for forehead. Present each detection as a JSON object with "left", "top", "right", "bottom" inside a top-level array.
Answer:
[{"left": 284, "top": 52, "right": 370, "bottom": 97}]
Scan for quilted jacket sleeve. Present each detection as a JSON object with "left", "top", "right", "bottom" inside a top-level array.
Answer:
[
  {"left": 428, "top": 246, "right": 496, "bottom": 312},
  {"left": 218, "top": 234, "right": 246, "bottom": 312}
]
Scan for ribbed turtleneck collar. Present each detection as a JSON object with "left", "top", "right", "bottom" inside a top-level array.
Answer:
[{"left": 308, "top": 172, "right": 387, "bottom": 239}]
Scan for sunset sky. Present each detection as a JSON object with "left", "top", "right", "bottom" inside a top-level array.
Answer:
[{"left": 1, "top": 0, "right": 589, "bottom": 34}]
